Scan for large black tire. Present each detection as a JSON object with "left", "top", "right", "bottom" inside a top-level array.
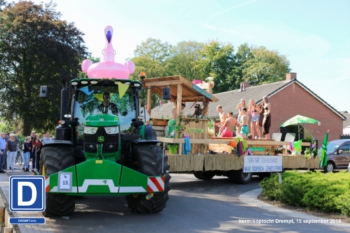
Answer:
[
  {"left": 226, "top": 170, "right": 237, "bottom": 183},
  {"left": 39, "top": 145, "right": 76, "bottom": 217},
  {"left": 234, "top": 169, "right": 252, "bottom": 184},
  {"left": 127, "top": 144, "right": 170, "bottom": 213},
  {"left": 193, "top": 171, "right": 215, "bottom": 180}
]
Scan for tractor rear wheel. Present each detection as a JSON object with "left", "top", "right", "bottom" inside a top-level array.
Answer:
[
  {"left": 39, "top": 145, "right": 76, "bottom": 217},
  {"left": 127, "top": 144, "right": 171, "bottom": 213}
]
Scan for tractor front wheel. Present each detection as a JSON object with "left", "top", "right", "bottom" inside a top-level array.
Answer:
[
  {"left": 39, "top": 145, "right": 76, "bottom": 217},
  {"left": 127, "top": 144, "right": 171, "bottom": 213}
]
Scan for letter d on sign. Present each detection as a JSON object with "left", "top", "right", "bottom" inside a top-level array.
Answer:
[
  {"left": 10, "top": 176, "right": 45, "bottom": 212},
  {"left": 18, "top": 182, "right": 37, "bottom": 206}
]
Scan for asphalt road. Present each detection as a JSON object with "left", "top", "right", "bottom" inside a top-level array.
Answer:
[
  {"left": 42, "top": 174, "right": 349, "bottom": 233},
  {"left": 3, "top": 165, "right": 350, "bottom": 233}
]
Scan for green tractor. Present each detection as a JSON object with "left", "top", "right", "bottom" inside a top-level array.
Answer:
[{"left": 39, "top": 78, "right": 170, "bottom": 216}]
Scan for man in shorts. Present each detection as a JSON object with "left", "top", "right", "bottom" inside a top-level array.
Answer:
[{"left": 219, "top": 112, "right": 240, "bottom": 137}]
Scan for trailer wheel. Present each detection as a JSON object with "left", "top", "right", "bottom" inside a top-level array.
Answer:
[
  {"left": 226, "top": 170, "right": 237, "bottom": 183},
  {"left": 39, "top": 145, "right": 76, "bottom": 217},
  {"left": 127, "top": 144, "right": 171, "bottom": 213},
  {"left": 234, "top": 169, "right": 252, "bottom": 184},
  {"left": 193, "top": 171, "right": 215, "bottom": 180}
]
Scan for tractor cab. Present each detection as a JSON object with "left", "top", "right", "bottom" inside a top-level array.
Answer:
[{"left": 71, "top": 78, "right": 141, "bottom": 162}]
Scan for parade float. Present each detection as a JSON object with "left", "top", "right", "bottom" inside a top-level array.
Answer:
[{"left": 142, "top": 76, "right": 320, "bottom": 183}]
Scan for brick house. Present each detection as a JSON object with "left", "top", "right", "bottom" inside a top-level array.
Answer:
[
  {"left": 340, "top": 111, "right": 350, "bottom": 135},
  {"left": 151, "top": 73, "right": 346, "bottom": 143}
]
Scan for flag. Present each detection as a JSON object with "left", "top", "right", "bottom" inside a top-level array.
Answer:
[{"left": 319, "top": 131, "right": 329, "bottom": 167}]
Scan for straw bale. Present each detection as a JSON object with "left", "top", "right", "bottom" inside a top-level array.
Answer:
[
  {"left": 282, "top": 155, "right": 320, "bottom": 169},
  {"left": 167, "top": 154, "right": 204, "bottom": 172},
  {"left": 204, "top": 154, "right": 243, "bottom": 171}
]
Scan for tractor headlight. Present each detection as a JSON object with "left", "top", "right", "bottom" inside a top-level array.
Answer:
[
  {"left": 104, "top": 126, "right": 119, "bottom": 134},
  {"left": 84, "top": 126, "right": 98, "bottom": 134}
]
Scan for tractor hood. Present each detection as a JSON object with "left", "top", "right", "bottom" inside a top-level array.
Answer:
[{"left": 85, "top": 114, "right": 119, "bottom": 127}]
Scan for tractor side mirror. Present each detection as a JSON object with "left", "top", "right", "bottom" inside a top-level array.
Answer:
[
  {"left": 40, "top": 86, "right": 48, "bottom": 97},
  {"left": 162, "top": 87, "right": 170, "bottom": 100}
]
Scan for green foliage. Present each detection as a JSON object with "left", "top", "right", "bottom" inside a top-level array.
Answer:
[
  {"left": 260, "top": 173, "right": 282, "bottom": 199},
  {"left": 194, "top": 41, "right": 237, "bottom": 93},
  {"left": 131, "top": 38, "right": 291, "bottom": 96},
  {"left": 207, "top": 118, "right": 214, "bottom": 129},
  {"left": 335, "top": 192, "right": 350, "bottom": 216},
  {"left": 242, "top": 46, "right": 290, "bottom": 86},
  {"left": 260, "top": 171, "right": 350, "bottom": 216},
  {"left": 0, "top": 1, "right": 88, "bottom": 136},
  {"left": 0, "top": 120, "right": 11, "bottom": 133},
  {"left": 134, "top": 38, "right": 172, "bottom": 63},
  {"left": 165, "top": 41, "right": 205, "bottom": 80}
]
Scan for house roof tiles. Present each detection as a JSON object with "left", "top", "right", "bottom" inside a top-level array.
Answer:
[{"left": 151, "top": 78, "right": 346, "bottom": 122}]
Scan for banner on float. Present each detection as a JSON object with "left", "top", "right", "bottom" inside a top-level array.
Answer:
[{"left": 243, "top": 156, "right": 283, "bottom": 173}]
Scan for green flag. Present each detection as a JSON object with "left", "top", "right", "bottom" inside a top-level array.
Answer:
[{"left": 319, "top": 131, "right": 329, "bottom": 167}]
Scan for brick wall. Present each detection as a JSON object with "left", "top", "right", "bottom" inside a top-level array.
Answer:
[{"left": 268, "top": 82, "right": 343, "bottom": 143}]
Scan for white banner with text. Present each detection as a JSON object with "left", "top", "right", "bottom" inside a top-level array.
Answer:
[{"left": 243, "top": 156, "right": 283, "bottom": 173}]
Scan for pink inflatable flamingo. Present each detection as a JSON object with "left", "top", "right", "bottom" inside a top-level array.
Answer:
[{"left": 81, "top": 25, "right": 135, "bottom": 79}]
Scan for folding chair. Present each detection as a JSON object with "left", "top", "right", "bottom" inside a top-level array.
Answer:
[
  {"left": 284, "top": 133, "right": 295, "bottom": 142},
  {"left": 271, "top": 133, "right": 282, "bottom": 141}
]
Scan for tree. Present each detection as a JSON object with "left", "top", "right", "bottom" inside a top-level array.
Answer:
[
  {"left": 130, "top": 38, "right": 172, "bottom": 80},
  {"left": 165, "top": 41, "right": 205, "bottom": 81},
  {"left": 134, "top": 38, "right": 172, "bottom": 63},
  {"left": 233, "top": 43, "right": 254, "bottom": 87},
  {"left": 194, "top": 41, "right": 237, "bottom": 93},
  {"left": 131, "top": 56, "right": 165, "bottom": 80},
  {"left": 0, "top": 1, "right": 88, "bottom": 135},
  {"left": 241, "top": 46, "right": 290, "bottom": 86}
]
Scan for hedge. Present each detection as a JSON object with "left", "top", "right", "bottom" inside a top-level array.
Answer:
[{"left": 260, "top": 171, "right": 350, "bottom": 217}]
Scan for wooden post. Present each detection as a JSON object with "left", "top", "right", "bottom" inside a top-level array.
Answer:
[
  {"left": 176, "top": 84, "right": 182, "bottom": 118},
  {"left": 176, "top": 84, "right": 183, "bottom": 155},
  {"left": 147, "top": 88, "right": 152, "bottom": 115}
]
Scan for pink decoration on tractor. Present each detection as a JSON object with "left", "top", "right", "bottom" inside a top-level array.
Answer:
[
  {"left": 192, "top": 79, "right": 203, "bottom": 84},
  {"left": 81, "top": 25, "right": 135, "bottom": 79}
]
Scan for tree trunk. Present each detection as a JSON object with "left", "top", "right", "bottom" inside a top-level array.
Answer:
[{"left": 22, "top": 117, "right": 32, "bottom": 136}]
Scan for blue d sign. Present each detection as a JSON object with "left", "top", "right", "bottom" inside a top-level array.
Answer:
[{"left": 10, "top": 176, "right": 46, "bottom": 212}]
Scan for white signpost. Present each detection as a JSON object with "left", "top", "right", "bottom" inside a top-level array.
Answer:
[{"left": 243, "top": 156, "right": 283, "bottom": 173}]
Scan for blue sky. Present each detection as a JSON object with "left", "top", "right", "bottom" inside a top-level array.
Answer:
[{"left": 29, "top": 0, "right": 350, "bottom": 111}]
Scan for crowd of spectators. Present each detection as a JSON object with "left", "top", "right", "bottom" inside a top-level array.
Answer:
[{"left": 0, "top": 130, "right": 53, "bottom": 173}]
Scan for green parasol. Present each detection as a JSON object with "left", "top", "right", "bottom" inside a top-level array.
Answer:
[
  {"left": 280, "top": 115, "right": 320, "bottom": 127},
  {"left": 280, "top": 115, "right": 320, "bottom": 140}
]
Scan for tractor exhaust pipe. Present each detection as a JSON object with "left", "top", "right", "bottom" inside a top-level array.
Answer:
[{"left": 60, "top": 79, "right": 69, "bottom": 120}]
